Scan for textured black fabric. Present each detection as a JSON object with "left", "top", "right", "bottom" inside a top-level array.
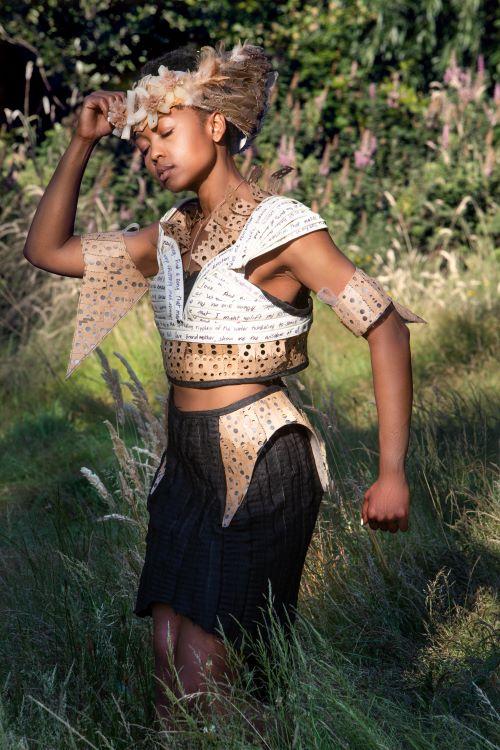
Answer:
[{"left": 133, "top": 383, "right": 326, "bottom": 660}]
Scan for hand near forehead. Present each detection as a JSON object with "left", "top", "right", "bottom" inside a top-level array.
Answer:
[{"left": 75, "top": 90, "right": 126, "bottom": 143}]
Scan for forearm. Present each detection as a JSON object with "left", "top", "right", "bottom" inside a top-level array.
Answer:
[
  {"left": 366, "top": 312, "right": 413, "bottom": 476},
  {"left": 23, "top": 134, "right": 98, "bottom": 261}
]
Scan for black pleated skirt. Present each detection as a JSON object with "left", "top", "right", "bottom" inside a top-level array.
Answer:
[{"left": 133, "top": 382, "right": 326, "bottom": 657}]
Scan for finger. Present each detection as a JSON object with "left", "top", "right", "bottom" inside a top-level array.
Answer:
[
  {"left": 398, "top": 517, "right": 409, "bottom": 532},
  {"left": 98, "top": 92, "right": 117, "bottom": 108},
  {"left": 378, "top": 521, "right": 389, "bottom": 532},
  {"left": 87, "top": 95, "right": 109, "bottom": 116},
  {"left": 388, "top": 521, "right": 399, "bottom": 533},
  {"left": 368, "top": 518, "right": 379, "bottom": 530},
  {"left": 108, "top": 94, "right": 122, "bottom": 110},
  {"left": 97, "top": 97, "right": 109, "bottom": 120},
  {"left": 95, "top": 96, "right": 110, "bottom": 119}
]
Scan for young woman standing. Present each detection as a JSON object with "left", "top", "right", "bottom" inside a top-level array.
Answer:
[{"left": 23, "top": 40, "right": 425, "bottom": 729}]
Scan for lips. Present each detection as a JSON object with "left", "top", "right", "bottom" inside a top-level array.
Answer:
[{"left": 157, "top": 165, "right": 174, "bottom": 181}]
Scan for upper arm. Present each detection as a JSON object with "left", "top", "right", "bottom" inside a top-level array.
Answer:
[
  {"left": 283, "top": 233, "right": 416, "bottom": 337},
  {"left": 281, "top": 227, "right": 356, "bottom": 296},
  {"left": 231, "top": 196, "right": 356, "bottom": 294},
  {"left": 274, "top": 202, "right": 426, "bottom": 337},
  {"left": 122, "top": 221, "right": 160, "bottom": 278},
  {"left": 23, "top": 221, "right": 160, "bottom": 279}
]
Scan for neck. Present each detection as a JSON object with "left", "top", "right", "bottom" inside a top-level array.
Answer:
[{"left": 195, "top": 153, "right": 249, "bottom": 217}]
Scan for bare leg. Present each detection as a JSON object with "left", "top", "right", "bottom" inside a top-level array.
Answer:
[
  {"left": 174, "top": 616, "right": 242, "bottom": 724},
  {"left": 152, "top": 606, "right": 269, "bottom": 736},
  {"left": 151, "top": 603, "right": 183, "bottom": 729}
]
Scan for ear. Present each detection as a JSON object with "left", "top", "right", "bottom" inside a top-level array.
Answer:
[{"left": 207, "top": 111, "right": 228, "bottom": 145}]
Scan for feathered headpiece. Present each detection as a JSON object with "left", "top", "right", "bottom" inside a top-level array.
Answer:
[{"left": 107, "top": 40, "right": 278, "bottom": 151}]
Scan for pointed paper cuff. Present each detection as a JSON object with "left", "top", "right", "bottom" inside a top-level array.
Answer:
[
  {"left": 316, "top": 267, "right": 427, "bottom": 336},
  {"left": 66, "top": 232, "right": 149, "bottom": 378}
]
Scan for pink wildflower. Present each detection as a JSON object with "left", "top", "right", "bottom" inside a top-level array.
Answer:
[
  {"left": 277, "top": 134, "right": 296, "bottom": 167},
  {"left": 494, "top": 83, "right": 500, "bottom": 105},
  {"left": 354, "top": 129, "right": 377, "bottom": 169},
  {"left": 319, "top": 142, "right": 331, "bottom": 176},
  {"left": 440, "top": 123, "right": 450, "bottom": 149}
]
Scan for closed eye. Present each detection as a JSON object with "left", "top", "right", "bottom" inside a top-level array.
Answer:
[{"left": 138, "top": 130, "right": 172, "bottom": 158}]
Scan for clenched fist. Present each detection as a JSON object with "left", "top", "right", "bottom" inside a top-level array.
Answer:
[
  {"left": 75, "top": 90, "right": 126, "bottom": 143},
  {"left": 361, "top": 473, "right": 410, "bottom": 533}
]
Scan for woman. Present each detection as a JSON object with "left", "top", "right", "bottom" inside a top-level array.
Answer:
[{"left": 23, "top": 40, "right": 425, "bottom": 727}]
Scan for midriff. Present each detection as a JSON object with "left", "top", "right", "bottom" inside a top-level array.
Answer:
[{"left": 171, "top": 381, "right": 272, "bottom": 412}]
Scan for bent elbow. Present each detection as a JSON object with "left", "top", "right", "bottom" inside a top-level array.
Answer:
[
  {"left": 23, "top": 245, "right": 35, "bottom": 263},
  {"left": 22, "top": 247, "right": 45, "bottom": 271},
  {"left": 23, "top": 247, "right": 38, "bottom": 267},
  {"left": 366, "top": 308, "right": 412, "bottom": 348},
  {"left": 392, "top": 313, "right": 412, "bottom": 346},
  {"left": 23, "top": 241, "right": 38, "bottom": 260}
]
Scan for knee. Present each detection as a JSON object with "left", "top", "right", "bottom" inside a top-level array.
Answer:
[
  {"left": 152, "top": 604, "right": 182, "bottom": 664},
  {"left": 153, "top": 628, "right": 177, "bottom": 668},
  {"left": 176, "top": 650, "right": 220, "bottom": 694}
]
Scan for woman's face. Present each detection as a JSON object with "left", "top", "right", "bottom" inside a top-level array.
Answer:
[{"left": 132, "top": 106, "right": 220, "bottom": 193}]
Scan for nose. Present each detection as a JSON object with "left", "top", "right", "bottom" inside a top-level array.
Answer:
[{"left": 150, "top": 134, "right": 166, "bottom": 164}]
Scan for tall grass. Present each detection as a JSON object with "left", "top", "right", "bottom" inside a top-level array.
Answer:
[{"left": 0, "top": 233, "right": 498, "bottom": 747}]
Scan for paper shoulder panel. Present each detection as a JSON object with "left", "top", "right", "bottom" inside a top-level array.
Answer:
[
  {"left": 229, "top": 196, "right": 328, "bottom": 269},
  {"left": 66, "top": 231, "right": 149, "bottom": 378},
  {"left": 159, "top": 197, "right": 196, "bottom": 235}
]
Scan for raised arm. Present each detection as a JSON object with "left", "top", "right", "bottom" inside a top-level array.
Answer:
[
  {"left": 22, "top": 90, "right": 158, "bottom": 278},
  {"left": 280, "top": 222, "right": 426, "bottom": 534}
]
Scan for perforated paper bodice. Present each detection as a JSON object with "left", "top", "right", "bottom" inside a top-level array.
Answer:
[
  {"left": 65, "top": 186, "right": 329, "bottom": 382},
  {"left": 148, "top": 195, "right": 327, "bottom": 344}
]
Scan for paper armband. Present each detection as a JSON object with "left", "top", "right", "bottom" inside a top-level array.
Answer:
[
  {"left": 66, "top": 231, "right": 149, "bottom": 378},
  {"left": 316, "top": 267, "right": 427, "bottom": 336}
]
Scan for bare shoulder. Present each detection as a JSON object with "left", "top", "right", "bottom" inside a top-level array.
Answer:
[
  {"left": 122, "top": 220, "right": 160, "bottom": 278},
  {"left": 275, "top": 200, "right": 356, "bottom": 295}
]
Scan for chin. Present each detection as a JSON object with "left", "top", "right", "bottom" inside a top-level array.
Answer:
[
  {"left": 164, "top": 182, "right": 182, "bottom": 193},
  {"left": 169, "top": 176, "right": 194, "bottom": 194}
]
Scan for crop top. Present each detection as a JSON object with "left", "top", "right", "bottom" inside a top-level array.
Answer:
[
  {"left": 65, "top": 173, "right": 329, "bottom": 384},
  {"left": 65, "top": 169, "right": 426, "bottom": 383}
]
